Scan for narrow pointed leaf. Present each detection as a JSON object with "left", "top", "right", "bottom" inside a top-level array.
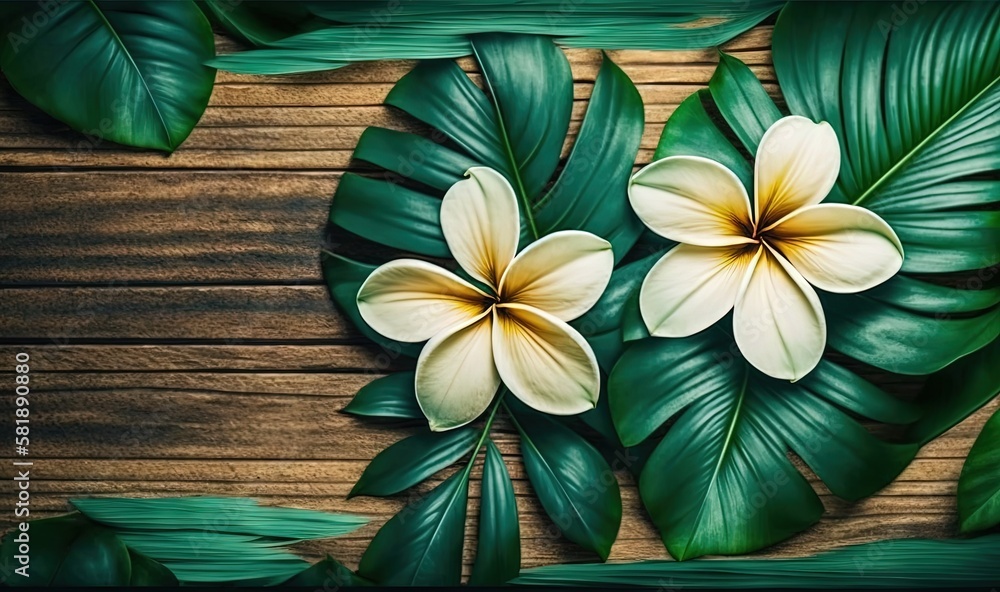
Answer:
[
  {"left": 343, "top": 371, "right": 424, "bottom": 421},
  {"left": 469, "top": 439, "right": 520, "bottom": 585},
  {"left": 511, "top": 402, "right": 621, "bottom": 561},
  {"left": 357, "top": 469, "right": 469, "bottom": 585},
  {"left": 349, "top": 427, "right": 478, "bottom": 498},
  {"left": 959, "top": 406, "right": 1000, "bottom": 533}
]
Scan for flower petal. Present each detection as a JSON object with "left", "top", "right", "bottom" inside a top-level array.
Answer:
[
  {"left": 357, "top": 259, "right": 489, "bottom": 342},
  {"left": 440, "top": 166, "right": 521, "bottom": 290},
  {"left": 640, "top": 243, "right": 757, "bottom": 338},
  {"left": 628, "top": 155, "right": 756, "bottom": 247},
  {"left": 768, "top": 203, "right": 904, "bottom": 293},
  {"left": 499, "top": 230, "right": 614, "bottom": 321},
  {"left": 415, "top": 311, "right": 501, "bottom": 431},
  {"left": 755, "top": 115, "right": 840, "bottom": 228},
  {"left": 493, "top": 303, "right": 599, "bottom": 415},
  {"left": 734, "top": 244, "right": 826, "bottom": 381}
]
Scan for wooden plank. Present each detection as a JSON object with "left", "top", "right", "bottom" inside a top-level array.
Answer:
[{"left": 0, "top": 286, "right": 354, "bottom": 341}]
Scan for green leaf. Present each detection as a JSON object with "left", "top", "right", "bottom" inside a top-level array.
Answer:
[
  {"left": 709, "top": 51, "right": 783, "bottom": 153},
  {"left": 570, "top": 250, "right": 663, "bottom": 371},
  {"left": 1, "top": 514, "right": 131, "bottom": 587},
  {"left": 127, "top": 550, "right": 179, "bottom": 586},
  {"left": 906, "top": 338, "right": 1000, "bottom": 445},
  {"left": 320, "top": 252, "right": 421, "bottom": 359},
  {"left": 200, "top": 0, "right": 325, "bottom": 47},
  {"left": 512, "top": 534, "right": 1000, "bottom": 587},
  {"left": 283, "top": 555, "right": 372, "bottom": 587},
  {"left": 208, "top": 2, "right": 782, "bottom": 74},
  {"left": 357, "top": 468, "right": 470, "bottom": 586},
  {"left": 469, "top": 439, "right": 521, "bottom": 585},
  {"left": 71, "top": 497, "right": 367, "bottom": 584},
  {"left": 342, "top": 371, "right": 424, "bottom": 421},
  {"left": 959, "top": 406, "right": 1000, "bottom": 533},
  {"left": 773, "top": 2, "right": 1000, "bottom": 273},
  {"left": 610, "top": 332, "right": 918, "bottom": 560},
  {"left": 509, "top": 401, "right": 622, "bottom": 561},
  {"left": 349, "top": 427, "right": 479, "bottom": 498},
  {"left": 327, "top": 33, "right": 643, "bottom": 262},
  {"left": 0, "top": 0, "right": 215, "bottom": 152}
]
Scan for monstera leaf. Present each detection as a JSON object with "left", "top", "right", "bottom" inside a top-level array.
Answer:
[
  {"left": 0, "top": 1, "right": 215, "bottom": 152},
  {"left": 332, "top": 34, "right": 639, "bottom": 584},
  {"left": 609, "top": 2, "right": 1000, "bottom": 560}
]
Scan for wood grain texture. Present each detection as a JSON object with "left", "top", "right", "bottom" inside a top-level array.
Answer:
[{"left": 0, "top": 23, "right": 995, "bottom": 578}]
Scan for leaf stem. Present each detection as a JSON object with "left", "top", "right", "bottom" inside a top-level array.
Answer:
[{"left": 462, "top": 390, "right": 506, "bottom": 479}]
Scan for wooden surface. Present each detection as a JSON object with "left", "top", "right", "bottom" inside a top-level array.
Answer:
[{"left": 0, "top": 25, "right": 996, "bottom": 575}]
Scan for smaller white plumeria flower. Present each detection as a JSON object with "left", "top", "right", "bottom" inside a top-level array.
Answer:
[
  {"left": 628, "top": 115, "right": 903, "bottom": 381},
  {"left": 357, "top": 166, "right": 613, "bottom": 431}
]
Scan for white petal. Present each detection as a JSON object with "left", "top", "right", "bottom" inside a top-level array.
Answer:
[
  {"left": 357, "top": 259, "right": 489, "bottom": 342},
  {"left": 767, "top": 204, "right": 904, "bottom": 293},
  {"left": 640, "top": 243, "right": 757, "bottom": 337},
  {"left": 755, "top": 115, "right": 841, "bottom": 229},
  {"left": 415, "top": 311, "right": 501, "bottom": 431},
  {"left": 440, "top": 166, "right": 520, "bottom": 290},
  {"left": 628, "top": 155, "right": 756, "bottom": 247},
  {"left": 492, "top": 303, "right": 599, "bottom": 415},
  {"left": 734, "top": 244, "right": 826, "bottom": 381},
  {"left": 499, "top": 230, "right": 614, "bottom": 321}
]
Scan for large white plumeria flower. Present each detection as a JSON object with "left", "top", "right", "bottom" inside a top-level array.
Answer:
[
  {"left": 628, "top": 115, "right": 903, "bottom": 381},
  {"left": 357, "top": 167, "right": 613, "bottom": 431}
]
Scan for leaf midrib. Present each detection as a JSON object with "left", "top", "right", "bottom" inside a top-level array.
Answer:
[
  {"left": 852, "top": 71, "right": 1000, "bottom": 207},
  {"left": 86, "top": 0, "right": 173, "bottom": 148},
  {"left": 678, "top": 364, "right": 749, "bottom": 561}
]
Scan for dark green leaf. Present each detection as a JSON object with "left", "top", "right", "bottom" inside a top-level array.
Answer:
[
  {"left": 653, "top": 89, "right": 752, "bottom": 189},
  {"left": 906, "top": 338, "right": 1000, "bottom": 445},
  {"left": 353, "top": 127, "right": 474, "bottom": 192},
  {"left": 200, "top": 0, "right": 325, "bottom": 47},
  {"left": 330, "top": 173, "right": 449, "bottom": 257},
  {"left": 349, "top": 427, "right": 479, "bottom": 498},
  {"left": 2, "top": 514, "right": 90, "bottom": 586},
  {"left": 0, "top": 1, "right": 215, "bottom": 152},
  {"left": 534, "top": 52, "right": 645, "bottom": 261},
  {"left": 128, "top": 550, "right": 179, "bottom": 586},
  {"left": 469, "top": 439, "right": 520, "bottom": 585},
  {"left": 510, "top": 402, "right": 622, "bottom": 561},
  {"left": 959, "top": 406, "right": 1000, "bottom": 533},
  {"left": 773, "top": 2, "right": 1000, "bottom": 272},
  {"left": 611, "top": 333, "right": 917, "bottom": 560},
  {"left": 570, "top": 250, "right": 663, "bottom": 371},
  {"left": 342, "top": 371, "right": 424, "bottom": 421},
  {"left": 51, "top": 526, "right": 131, "bottom": 586},
  {"left": 283, "top": 555, "right": 372, "bottom": 587},
  {"left": 357, "top": 468, "right": 470, "bottom": 585},
  {"left": 513, "top": 534, "right": 1000, "bottom": 587},
  {"left": 321, "top": 252, "right": 421, "bottom": 359},
  {"left": 709, "top": 51, "right": 782, "bottom": 153}
]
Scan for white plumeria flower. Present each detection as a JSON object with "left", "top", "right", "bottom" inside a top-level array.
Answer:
[
  {"left": 357, "top": 167, "right": 613, "bottom": 431},
  {"left": 628, "top": 115, "right": 903, "bottom": 381}
]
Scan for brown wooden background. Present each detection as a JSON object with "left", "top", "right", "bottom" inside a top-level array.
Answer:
[{"left": 0, "top": 25, "right": 996, "bottom": 576}]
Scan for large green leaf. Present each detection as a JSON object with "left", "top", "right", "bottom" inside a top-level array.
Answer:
[
  {"left": 207, "top": 1, "right": 781, "bottom": 75},
  {"left": 509, "top": 401, "right": 622, "bottom": 561},
  {"left": 282, "top": 556, "right": 372, "bottom": 587},
  {"left": 513, "top": 534, "right": 1000, "bottom": 588},
  {"left": 772, "top": 2, "right": 1000, "bottom": 274},
  {"left": 0, "top": 0, "right": 215, "bottom": 152},
  {"left": 357, "top": 468, "right": 470, "bottom": 586},
  {"left": 200, "top": 0, "right": 325, "bottom": 46},
  {"left": 611, "top": 331, "right": 917, "bottom": 561},
  {"left": 349, "top": 427, "right": 479, "bottom": 498},
  {"left": 469, "top": 439, "right": 521, "bottom": 585},
  {"left": 127, "top": 550, "right": 179, "bottom": 586},
  {"left": 958, "top": 406, "right": 1000, "bottom": 533}
]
